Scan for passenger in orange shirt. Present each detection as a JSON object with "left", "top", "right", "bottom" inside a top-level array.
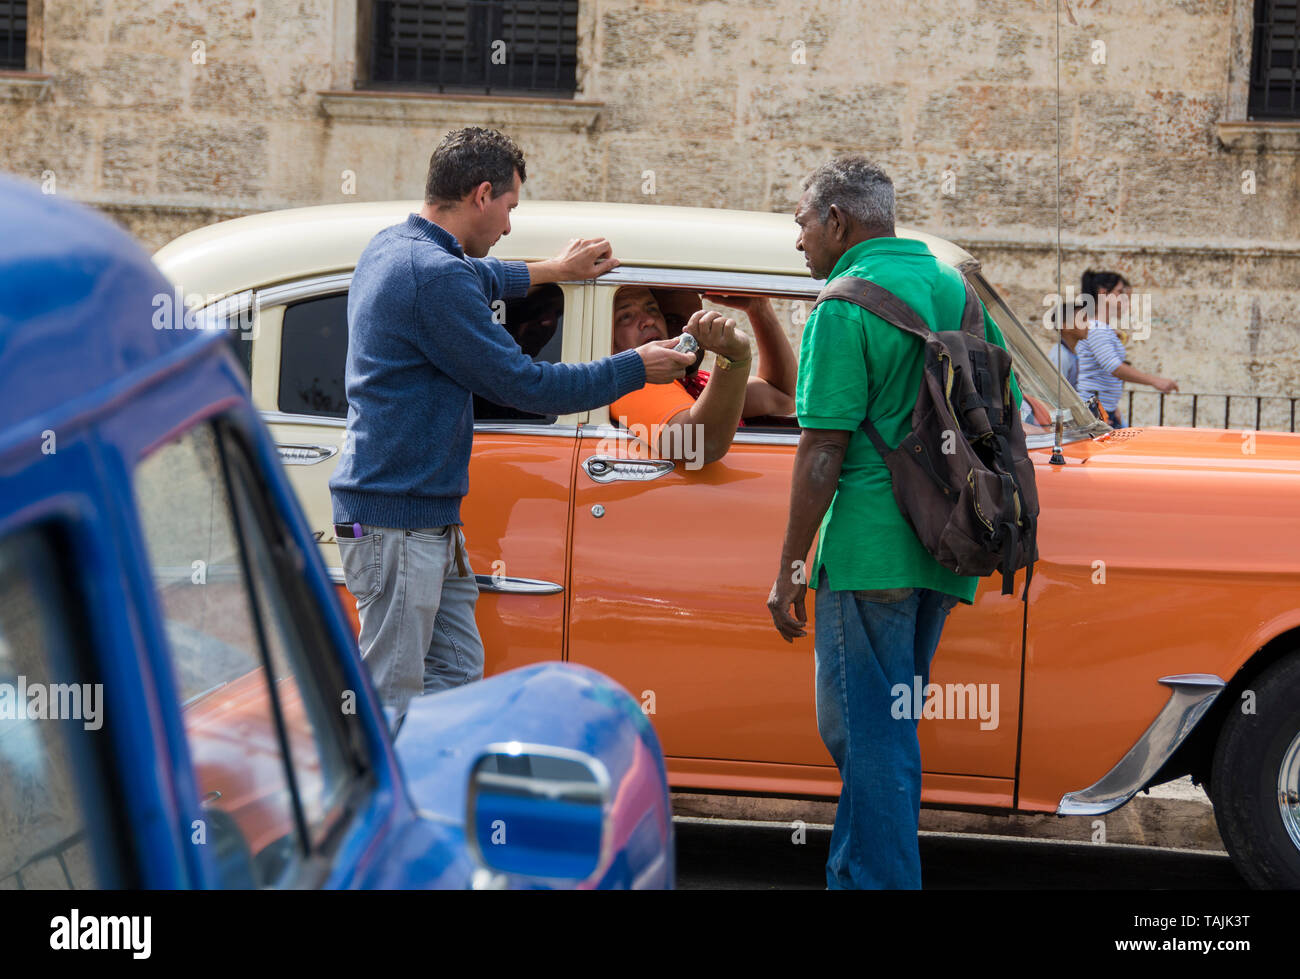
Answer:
[{"left": 608, "top": 286, "right": 797, "bottom": 465}]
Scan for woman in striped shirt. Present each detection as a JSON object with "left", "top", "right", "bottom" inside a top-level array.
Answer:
[{"left": 1074, "top": 269, "right": 1179, "bottom": 428}]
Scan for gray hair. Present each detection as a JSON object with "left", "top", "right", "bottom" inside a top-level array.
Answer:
[{"left": 801, "top": 157, "right": 895, "bottom": 230}]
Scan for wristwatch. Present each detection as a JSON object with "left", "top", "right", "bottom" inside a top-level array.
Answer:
[{"left": 714, "top": 353, "right": 751, "bottom": 371}]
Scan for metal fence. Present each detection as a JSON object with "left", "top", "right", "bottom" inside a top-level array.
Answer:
[
  {"left": 369, "top": 0, "right": 579, "bottom": 95},
  {"left": 1124, "top": 390, "right": 1299, "bottom": 432}
]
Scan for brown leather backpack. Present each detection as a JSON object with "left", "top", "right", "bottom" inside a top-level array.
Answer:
[{"left": 811, "top": 274, "right": 1040, "bottom": 600}]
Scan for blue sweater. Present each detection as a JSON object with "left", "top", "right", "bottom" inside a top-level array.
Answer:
[{"left": 330, "top": 213, "right": 646, "bottom": 529}]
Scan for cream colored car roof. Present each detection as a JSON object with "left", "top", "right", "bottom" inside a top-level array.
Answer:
[{"left": 152, "top": 199, "right": 976, "bottom": 299}]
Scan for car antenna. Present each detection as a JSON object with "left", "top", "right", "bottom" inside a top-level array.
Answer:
[{"left": 1049, "top": 0, "right": 1066, "bottom": 468}]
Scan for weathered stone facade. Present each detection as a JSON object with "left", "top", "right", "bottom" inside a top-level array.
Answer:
[{"left": 2, "top": 0, "right": 1297, "bottom": 423}]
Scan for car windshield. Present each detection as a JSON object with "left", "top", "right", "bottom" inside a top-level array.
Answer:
[{"left": 969, "top": 271, "right": 1109, "bottom": 444}]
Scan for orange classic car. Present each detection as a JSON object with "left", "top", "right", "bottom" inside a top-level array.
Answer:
[{"left": 154, "top": 200, "right": 1300, "bottom": 888}]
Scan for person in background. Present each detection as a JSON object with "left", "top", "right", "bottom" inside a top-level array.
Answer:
[
  {"left": 1075, "top": 269, "right": 1177, "bottom": 428},
  {"left": 1049, "top": 296, "right": 1088, "bottom": 389}
]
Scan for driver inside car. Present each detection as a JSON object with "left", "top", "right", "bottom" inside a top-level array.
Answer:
[{"left": 607, "top": 285, "right": 797, "bottom": 465}]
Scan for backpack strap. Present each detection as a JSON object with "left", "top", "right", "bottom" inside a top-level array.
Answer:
[
  {"left": 959, "top": 277, "right": 985, "bottom": 339},
  {"left": 814, "top": 276, "right": 933, "bottom": 342},
  {"left": 816, "top": 276, "right": 934, "bottom": 460}
]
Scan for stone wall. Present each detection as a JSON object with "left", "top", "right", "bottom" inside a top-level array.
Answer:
[{"left": 2, "top": 0, "right": 1296, "bottom": 421}]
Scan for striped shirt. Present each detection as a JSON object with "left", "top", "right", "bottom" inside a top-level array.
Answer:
[
  {"left": 1050, "top": 341, "right": 1078, "bottom": 388},
  {"left": 1075, "top": 321, "right": 1126, "bottom": 410}
]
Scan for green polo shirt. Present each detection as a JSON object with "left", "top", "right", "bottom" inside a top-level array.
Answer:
[{"left": 796, "top": 237, "right": 1022, "bottom": 603}]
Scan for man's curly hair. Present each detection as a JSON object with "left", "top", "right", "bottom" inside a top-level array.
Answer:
[{"left": 425, "top": 127, "right": 527, "bottom": 204}]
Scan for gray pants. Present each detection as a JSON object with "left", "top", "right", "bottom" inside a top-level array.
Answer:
[{"left": 337, "top": 523, "right": 484, "bottom": 716}]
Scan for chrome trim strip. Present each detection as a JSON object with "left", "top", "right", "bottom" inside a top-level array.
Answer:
[
  {"left": 1056, "top": 673, "right": 1226, "bottom": 816},
  {"left": 596, "top": 266, "right": 824, "bottom": 296},
  {"left": 262, "top": 409, "right": 347, "bottom": 429},
  {"left": 733, "top": 429, "right": 801, "bottom": 445},
  {"left": 473, "top": 423, "right": 579, "bottom": 438},
  {"left": 579, "top": 422, "right": 801, "bottom": 447},
  {"left": 475, "top": 574, "right": 564, "bottom": 595},
  {"left": 257, "top": 272, "right": 353, "bottom": 308},
  {"left": 582, "top": 424, "right": 1088, "bottom": 451},
  {"left": 326, "top": 566, "right": 562, "bottom": 595},
  {"left": 260, "top": 411, "right": 580, "bottom": 439}
]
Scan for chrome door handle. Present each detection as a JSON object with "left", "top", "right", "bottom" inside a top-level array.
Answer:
[
  {"left": 474, "top": 575, "right": 564, "bottom": 595},
  {"left": 582, "top": 456, "right": 675, "bottom": 483},
  {"left": 276, "top": 443, "right": 339, "bottom": 465}
]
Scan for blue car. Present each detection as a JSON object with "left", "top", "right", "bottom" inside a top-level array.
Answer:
[{"left": 0, "top": 176, "right": 674, "bottom": 890}]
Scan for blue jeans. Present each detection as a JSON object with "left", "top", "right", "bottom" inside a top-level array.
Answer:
[
  {"left": 337, "top": 523, "right": 484, "bottom": 718},
  {"left": 813, "top": 569, "right": 958, "bottom": 889}
]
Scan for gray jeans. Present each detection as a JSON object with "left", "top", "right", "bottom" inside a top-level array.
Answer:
[{"left": 337, "top": 523, "right": 484, "bottom": 715}]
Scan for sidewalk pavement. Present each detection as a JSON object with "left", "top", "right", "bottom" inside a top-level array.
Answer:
[{"left": 672, "top": 776, "right": 1224, "bottom": 851}]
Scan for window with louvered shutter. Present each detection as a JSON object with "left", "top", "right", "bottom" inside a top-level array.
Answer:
[
  {"left": 368, "top": 0, "right": 579, "bottom": 96},
  {"left": 0, "top": 1, "right": 27, "bottom": 70},
  {"left": 1250, "top": 0, "right": 1300, "bottom": 118}
]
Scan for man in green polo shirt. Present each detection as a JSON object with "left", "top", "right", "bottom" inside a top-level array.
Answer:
[{"left": 767, "top": 156, "right": 1021, "bottom": 890}]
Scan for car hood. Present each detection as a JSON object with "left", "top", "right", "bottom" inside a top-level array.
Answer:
[{"left": 1066, "top": 426, "right": 1300, "bottom": 475}]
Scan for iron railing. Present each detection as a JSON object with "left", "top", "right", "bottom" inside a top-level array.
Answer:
[
  {"left": 1125, "top": 390, "right": 1299, "bottom": 432},
  {"left": 368, "top": 0, "right": 579, "bottom": 95},
  {"left": 1250, "top": 0, "right": 1300, "bottom": 118}
]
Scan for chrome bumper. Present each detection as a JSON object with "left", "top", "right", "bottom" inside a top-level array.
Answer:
[{"left": 1057, "top": 673, "right": 1225, "bottom": 816}]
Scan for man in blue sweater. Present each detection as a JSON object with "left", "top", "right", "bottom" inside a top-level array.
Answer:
[{"left": 330, "top": 127, "right": 694, "bottom": 716}]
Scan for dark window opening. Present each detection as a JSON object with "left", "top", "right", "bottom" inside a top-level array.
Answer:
[
  {"left": 366, "top": 0, "right": 579, "bottom": 96},
  {"left": 1250, "top": 0, "right": 1300, "bottom": 118},
  {"left": 0, "top": 1, "right": 27, "bottom": 71},
  {"left": 279, "top": 294, "right": 350, "bottom": 419}
]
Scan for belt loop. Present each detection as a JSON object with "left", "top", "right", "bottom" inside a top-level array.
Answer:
[{"left": 453, "top": 525, "right": 469, "bottom": 578}]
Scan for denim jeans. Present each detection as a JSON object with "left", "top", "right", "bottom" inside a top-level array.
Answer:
[
  {"left": 813, "top": 568, "right": 958, "bottom": 889},
  {"left": 337, "top": 523, "right": 483, "bottom": 717}
]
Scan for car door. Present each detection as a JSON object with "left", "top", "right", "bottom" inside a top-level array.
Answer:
[
  {"left": 257, "top": 274, "right": 582, "bottom": 676},
  {"left": 565, "top": 268, "right": 1027, "bottom": 792}
]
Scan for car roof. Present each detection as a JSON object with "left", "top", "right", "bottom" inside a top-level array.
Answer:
[
  {"left": 152, "top": 199, "right": 978, "bottom": 300},
  {"left": 0, "top": 175, "right": 210, "bottom": 438}
]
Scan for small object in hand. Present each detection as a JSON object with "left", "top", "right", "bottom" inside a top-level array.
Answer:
[{"left": 673, "top": 331, "right": 701, "bottom": 376}]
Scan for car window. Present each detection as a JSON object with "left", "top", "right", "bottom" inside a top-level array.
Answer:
[
  {"left": 134, "top": 421, "right": 357, "bottom": 887},
  {"left": 275, "top": 284, "right": 568, "bottom": 425},
  {"left": 0, "top": 528, "right": 104, "bottom": 890},
  {"left": 279, "top": 293, "right": 349, "bottom": 418},
  {"left": 608, "top": 286, "right": 804, "bottom": 432}
]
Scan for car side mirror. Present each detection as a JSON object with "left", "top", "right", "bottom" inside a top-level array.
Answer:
[{"left": 466, "top": 743, "right": 611, "bottom": 885}]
